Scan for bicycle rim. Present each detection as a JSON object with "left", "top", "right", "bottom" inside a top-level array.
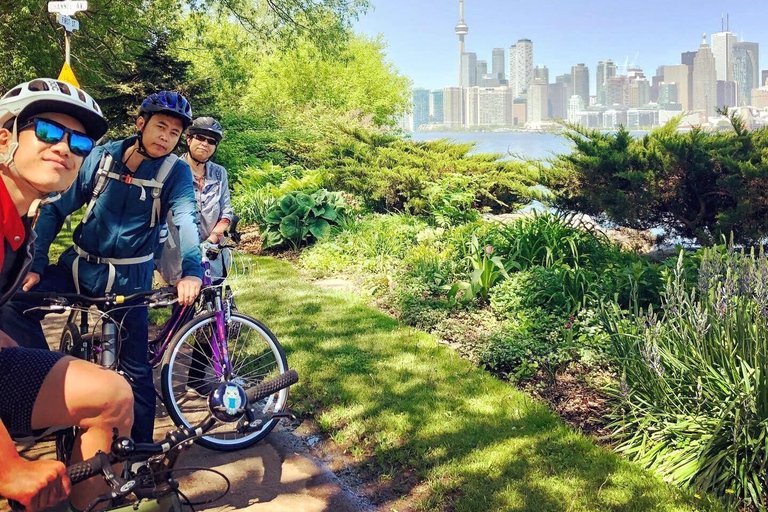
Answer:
[{"left": 161, "top": 312, "right": 289, "bottom": 450}]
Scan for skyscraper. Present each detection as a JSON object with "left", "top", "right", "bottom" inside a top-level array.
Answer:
[
  {"left": 556, "top": 73, "right": 573, "bottom": 102},
  {"left": 443, "top": 87, "right": 464, "bottom": 127},
  {"left": 763, "top": 70, "right": 768, "bottom": 87},
  {"left": 734, "top": 41, "right": 759, "bottom": 105},
  {"left": 533, "top": 65, "right": 549, "bottom": 84},
  {"left": 571, "top": 63, "right": 590, "bottom": 107},
  {"left": 662, "top": 65, "right": 690, "bottom": 110},
  {"left": 681, "top": 51, "right": 697, "bottom": 111},
  {"left": 693, "top": 34, "right": 718, "bottom": 117},
  {"left": 711, "top": 30, "right": 736, "bottom": 82},
  {"left": 476, "top": 60, "right": 488, "bottom": 77},
  {"left": 461, "top": 52, "right": 478, "bottom": 88},
  {"left": 429, "top": 90, "right": 444, "bottom": 124},
  {"left": 527, "top": 78, "right": 549, "bottom": 125},
  {"left": 455, "top": 0, "right": 468, "bottom": 87},
  {"left": 509, "top": 39, "right": 533, "bottom": 98},
  {"left": 596, "top": 59, "right": 617, "bottom": 105},
  {"left": 492, "top": 48, "right": 505, "bottom": 81},
  {"left": 412, "top": 88, "right": 430, "bottom": 130},
  {"left": 658, "top": 83, "right": 679, "bottom": 107},
  {"left": 547, "top": 82, "right": 568, "bottom": 119}
]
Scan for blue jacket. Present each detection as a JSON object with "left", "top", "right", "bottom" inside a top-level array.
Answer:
[{"left": 32, "top": 137, "right": 203, "bottom": 295}]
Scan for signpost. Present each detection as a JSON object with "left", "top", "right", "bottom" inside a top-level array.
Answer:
[{"left": 47, "top": 1, "right": 87, "bottom": 66}]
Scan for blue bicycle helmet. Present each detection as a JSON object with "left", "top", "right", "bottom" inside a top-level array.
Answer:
[{"left": 139, "top": 91, "right": 192, "bottom": 128}]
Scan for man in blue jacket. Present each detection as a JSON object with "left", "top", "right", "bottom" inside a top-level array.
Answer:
[{"left": 0, "top": 92, "right": 203, "bottom": 443}]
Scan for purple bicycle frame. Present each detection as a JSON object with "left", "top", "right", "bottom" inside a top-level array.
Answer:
[{"left": 148, "top": 256, "right": 232, "bottom": 378}]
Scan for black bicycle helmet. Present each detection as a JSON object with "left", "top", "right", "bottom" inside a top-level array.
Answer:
[
  {"left": 188, "top": 116, "right": 223, "bottom": 142},
  {"left": 139, "top": 91, "right": 192, "bottom": 129}
]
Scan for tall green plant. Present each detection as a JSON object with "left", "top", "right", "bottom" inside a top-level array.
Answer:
[
  {"left": 446, "top": 234, "right": 511, "bottom": 303},
  {"left": 603, "top": 246, "right": 768, "bottom": 510}
]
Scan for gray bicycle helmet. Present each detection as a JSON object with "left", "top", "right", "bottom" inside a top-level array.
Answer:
[{"left": 188, "top": 116, "right": 223, "bottom": 142}]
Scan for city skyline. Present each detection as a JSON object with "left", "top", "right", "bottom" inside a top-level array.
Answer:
[{"left": 353, "top": 1, "right": 768, "bottom": 91}]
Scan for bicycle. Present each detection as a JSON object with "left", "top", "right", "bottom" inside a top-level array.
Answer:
[
  {"left": 5, "top": 369, "right": 299, "bottom": 512},
  {"left": 17, "top": 238, "right": 289, "bottom": 453}
]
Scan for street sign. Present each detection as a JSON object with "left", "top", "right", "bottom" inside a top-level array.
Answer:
[
  {"left": 57, "top": 14, "right": 79, "bottom": 32},
  {"left": 47, "top": 1, "right": 87, "bottom": 16}
]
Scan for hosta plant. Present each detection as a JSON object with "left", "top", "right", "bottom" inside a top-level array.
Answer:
[{"left": 257, "top": 189, "right": 348, "bottom": 249}]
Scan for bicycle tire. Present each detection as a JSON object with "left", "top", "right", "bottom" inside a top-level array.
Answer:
[
  {"left": 56, "top": 323, "right": 86, "bottom": 463},
  {"left": 160, "top": 311, "right": 289, "bottom": 451}
]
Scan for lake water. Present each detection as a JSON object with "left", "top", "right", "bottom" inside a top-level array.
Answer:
[
  {"left": 410, "top": 130, "right": 648, "bottom": 161},
  {"left": 409, "top": 131, "right": 571, "bottom": 160}
]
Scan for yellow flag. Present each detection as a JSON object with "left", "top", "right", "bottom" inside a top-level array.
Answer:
[{"left": 58, "top": 63, "right": 80, "bottom": 88}]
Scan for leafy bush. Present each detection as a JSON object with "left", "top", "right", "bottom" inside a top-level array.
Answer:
[
  {"left": 445, "top": 234, "right": 510, "bottom": 304},
  {"left": 256, "top": 189, "right": 349, "bottom": 249},
  {"left": 603, "top": 246, "right": 768, "bottom": 510}
]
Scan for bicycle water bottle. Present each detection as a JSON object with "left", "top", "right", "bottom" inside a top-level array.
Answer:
[{"left": 102, "top": 321, "right": 118, "bottom": 367}]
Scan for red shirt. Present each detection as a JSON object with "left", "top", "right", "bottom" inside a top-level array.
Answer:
[{"left": 0, "top": 177, "right": 25, "bottom": 270}]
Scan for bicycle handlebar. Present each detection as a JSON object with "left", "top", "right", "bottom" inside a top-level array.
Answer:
[
  {"left": 14, "top": 287, "right": 177, "bottom": 308},
  {"left": 65, "top": 369, "right": 299, "bottom": 485}
]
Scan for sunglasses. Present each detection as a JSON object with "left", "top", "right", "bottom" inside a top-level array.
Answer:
[
  {"left": 18, "top": 118, "right": 95, "bottom": 157},
  {"left": 190, "top": 133, "right": 218, "bottom": 146}
]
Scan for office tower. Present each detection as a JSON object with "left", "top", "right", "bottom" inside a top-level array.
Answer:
[
  {"left": 429, "top": 90, "right": 444, "bottom": 124},
  {"left": 443, "top": 87, "right": 464, "bottom": 127},
  {"left": 461, "top": 52, "right": 478, "bottom": 87},
  {"left": 711, "top": 30, "right": 736, "bottom": 82},
  {"left": 533, "top": 65, "right": 549, "bottom": 84},
  {"left": 475, "top": 87, "right": 514, "bottom": 126},
  {"left": 693, "top": 34, "right": 718, "bottom": 117},
  {"left": 717, "top": 81, "right": 737, "bottom": 108},
  {"left": 412, "top": 88, "right": 430, "bottom": 130},
  {"left": 627, "top": 68, "right": 649, "bottom": 107},
  {"left": 464, "top": 86, "right": 480, "bottom": 126},
  {"left": 571, "top": 63, "right": 590, "bottom": 106},
  {"left": 556, "top": 73, "right": 573, "bottom": 101},
  {"left": 528, "top": 78, "right": 549, "bottom": 125},
  {"left": 662, "top": 65, "right": 691, "bottom": 110},
  {"left": 650, "top": 66, "right": 664, "bottom": 103},
  {"left": 509, "top": 39, "right": 533, "bottom": 97},
  {"left": 753, "top": 88, "right": 768, "bottom": 108},
  {"left": 659, "top": 83, "right": 679, "bottom": 106},
  {"left": 734, "top": 42, "right": 759, "bottom": 105},
  {"left": 567, "top": 95, "right": 583, "bottom": 123},
  {"left": 763, "top": 70, "right": 768, "bottom": 86},
  {"left": 477, "top": 60, "right": 488, "bottom": 76},
  {"left": 548, "top": 83, "right": 568, "bottom": 119},
  {"left": 492, "top": 48, "right": 505, "bottom": 80},
  {"left": 682, "top": 50, "right": 696, "bottom": 110},
  {"left": 605, "top": 76, "right": 628, "bottom": 106},
  {"left": 596, "top": 59, "right": 617, "bottom": 105},
  {"left": 455, "top": 0, "right": 468, "bottom": 86}
]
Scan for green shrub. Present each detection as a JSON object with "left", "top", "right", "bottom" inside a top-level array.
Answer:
[
  {"left": 603, "top": 246, "right": 768, "bottom": 510},
  {"left": 256, "top": 189, "right": 349, "bottom": 249},
  {"left": 445, "top": 233, "right": 510, "bottom": 304}
]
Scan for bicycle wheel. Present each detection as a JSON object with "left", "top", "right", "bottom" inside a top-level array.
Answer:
[
  {"left": 57, "top": 323, "right": 84, "bottom": 464},
  {"left": 160, "top": 312, "right": 289, "bottom": 451}
]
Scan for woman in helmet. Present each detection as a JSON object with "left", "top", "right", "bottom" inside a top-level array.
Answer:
[
  {"left": 0, "top": 90, "right": 203, "bottom": 446},
  {"left": 0, "top": 78, "right": 134, "bottom": 512},
  {"left": 157, "top": 116, "right": 234, "bottom": 286}
]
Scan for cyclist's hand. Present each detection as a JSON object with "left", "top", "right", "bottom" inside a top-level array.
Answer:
[
  {"left": 176, "top": 276, "right": 202, "bottom": 306},
  {"left": 21, "top": 272, "right": 40, "bottom": 291},
  {"left": 0, "top": 458, "right": 70, "bottom": 511}
]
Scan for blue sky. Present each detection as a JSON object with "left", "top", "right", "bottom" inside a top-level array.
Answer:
[{"left": 353, "top": 0, "right": 768, "bottom": 91}]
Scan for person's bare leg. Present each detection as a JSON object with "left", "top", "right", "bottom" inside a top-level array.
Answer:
[{"left": 30, "top": 357, "right": 134, "bottom": 510}]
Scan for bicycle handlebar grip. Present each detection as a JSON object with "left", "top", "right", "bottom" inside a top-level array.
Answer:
[
  {"left": 246, "top": 369, "right": 299, "bottom": 403},
  {"left": 67, "top": 455, "right": 105, "bottom": 484}
]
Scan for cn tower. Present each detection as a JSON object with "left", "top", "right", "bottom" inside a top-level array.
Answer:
[{"left": 455, "top": 0, "right": 468, "bottom": 87}]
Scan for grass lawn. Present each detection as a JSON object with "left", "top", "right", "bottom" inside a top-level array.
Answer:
[{"left": 227, "top": 255, "right": 726, "bottom": 512}]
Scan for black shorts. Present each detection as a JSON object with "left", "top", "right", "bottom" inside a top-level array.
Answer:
[{"left": 0, "top": 347, "right": 66, "bottom": 437}]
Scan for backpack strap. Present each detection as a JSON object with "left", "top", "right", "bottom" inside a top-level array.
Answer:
[
  {"left": 82, "top": 152, "right": 113, "bottom": 224},
  {"left": 149, "top": 154, "right": 178, "bottom": 228}
]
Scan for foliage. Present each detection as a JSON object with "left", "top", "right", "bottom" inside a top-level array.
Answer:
[
  {"left": 445, "top": 234, "right": 510, "bottom": 304},
  {"left": 321, "top": 128, "right": 548, "bottom": 214},
  {"left": 603, "top": 246, "right": 768, "bottom": 510},
  {"left": 550, "top": 117, "right": 768, "bottom": 246},
  {"left": 256, "top": 189, "right": 348, "bottom": 249}
]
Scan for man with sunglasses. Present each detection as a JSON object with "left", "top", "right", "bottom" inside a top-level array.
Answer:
[
  {"left": 0, "top": 78, "right": 135, "bottom": 512},
  {"left": 0, "top": 91, "right": 203, "bottom": 446}
]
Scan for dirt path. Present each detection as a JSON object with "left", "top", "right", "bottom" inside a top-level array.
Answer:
[{"left": 6, "top": 313, "right": 371, "bottom": 512}]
